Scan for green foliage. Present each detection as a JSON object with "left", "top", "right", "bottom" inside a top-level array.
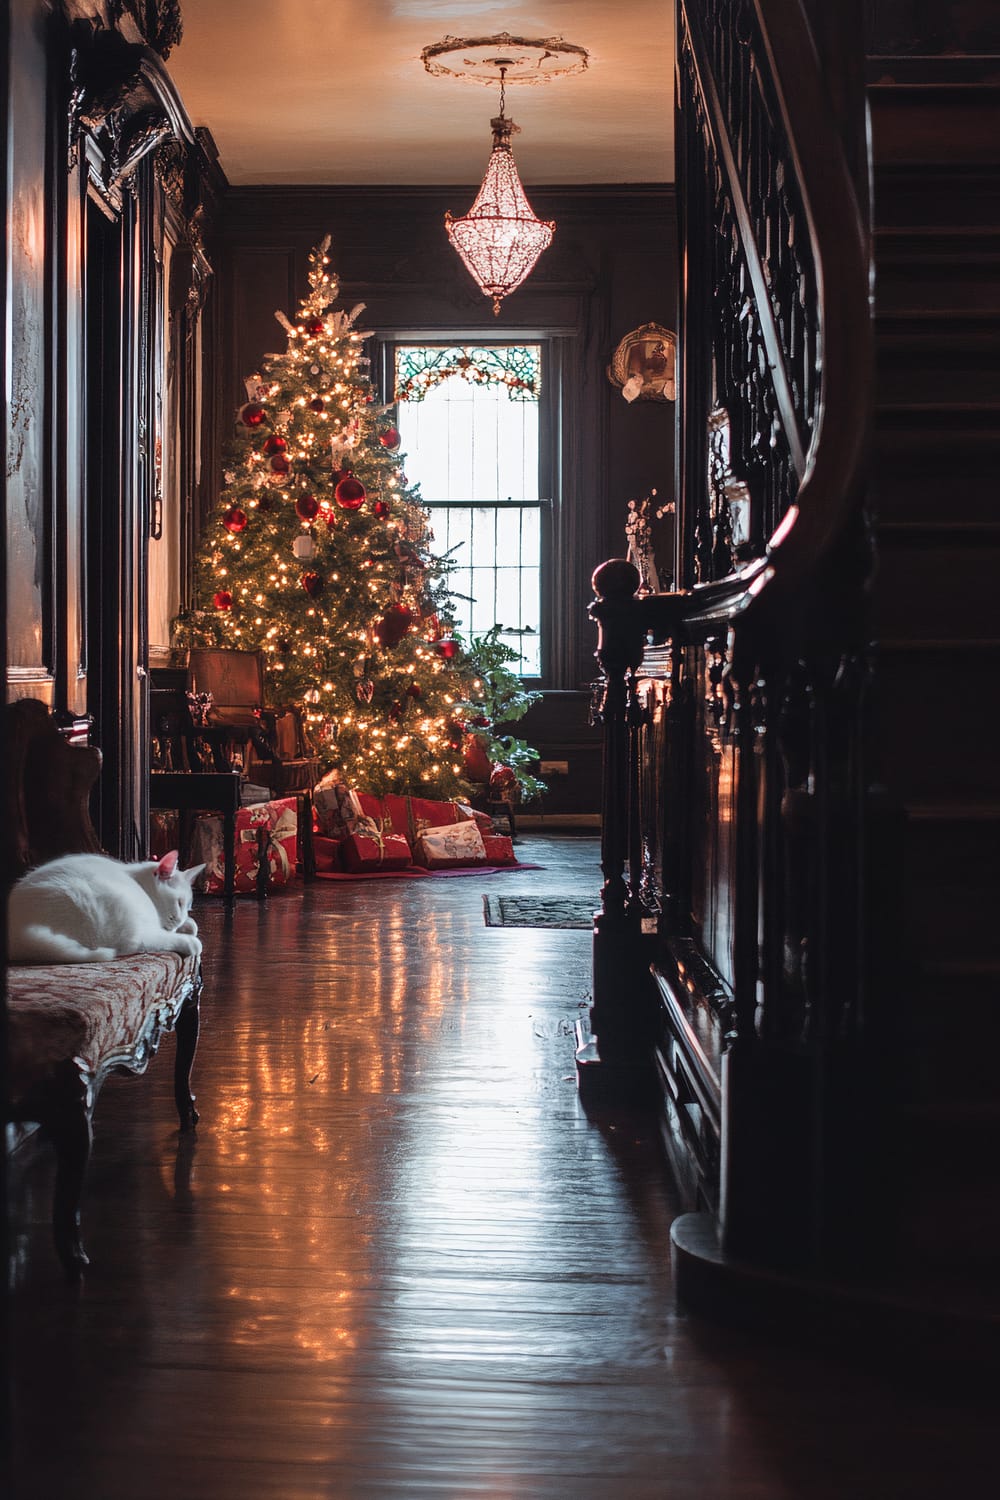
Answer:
[{"left": 456, "top": 627, "right": 546, "bottom": 802}]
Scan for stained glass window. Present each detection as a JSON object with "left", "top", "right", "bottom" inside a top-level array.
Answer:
[
  {"left": 395, "top": 345, "right": 541, "bottom": 403},
  {"left": 395, "top": 344, "right": 544, "bottom": 677}
]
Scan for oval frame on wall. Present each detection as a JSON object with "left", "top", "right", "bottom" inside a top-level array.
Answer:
[{"left": 607, "top": 322, "right": 677, "bottom": 403}]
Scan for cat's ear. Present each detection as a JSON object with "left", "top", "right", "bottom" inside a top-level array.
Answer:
[
  {"left": 156, "top": 851, "right": 180, "bottom": 880},
  {"left": 181, "top": 863, "right": 206, "bottom": 888}
]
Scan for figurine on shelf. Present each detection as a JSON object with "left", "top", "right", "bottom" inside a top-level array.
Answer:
[{"left": 624, "top": 491, "right": 662, "bottom": 595}]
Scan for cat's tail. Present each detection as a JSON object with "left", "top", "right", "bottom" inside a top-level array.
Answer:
[{"left": 8, "top": 925, "right": 117, "bottom": 964}]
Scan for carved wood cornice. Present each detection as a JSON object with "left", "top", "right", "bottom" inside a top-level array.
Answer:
[
  {"left": 107, "top": 0, "right": 183, "bottom": 59},
  {"left": 68, "top": 17, "right": 194, "bottom": 203}
]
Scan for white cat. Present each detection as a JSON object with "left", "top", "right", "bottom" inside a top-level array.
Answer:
[{"left": 7, "top": 850, "right": 205, "bottom": 964}]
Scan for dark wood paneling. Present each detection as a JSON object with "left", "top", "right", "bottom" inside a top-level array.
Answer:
[
  {"left": 866, "top": 0, "right": 1000, "bottom": 54},
  {"left": 5, "top": 0, "right": 53, "bottom": 703}
]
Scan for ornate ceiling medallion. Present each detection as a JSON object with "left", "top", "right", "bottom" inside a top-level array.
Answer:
[{"left": 421, "top": 33, "right": 589, "bottom": 86}]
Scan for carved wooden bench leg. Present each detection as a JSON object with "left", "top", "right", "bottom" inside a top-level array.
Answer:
[
  {"left": 48, "top": 1060, "right": 95, "bottom": 1281},
  {"left": 173, "top": 972, "right": 202, "bottom": 1131}
]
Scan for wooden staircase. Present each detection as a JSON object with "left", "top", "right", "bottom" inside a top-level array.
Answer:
[
  {"left": 868, "top": 68, "right": 1000, "bottom": 1273},
  {"left": 581, "top": 4, "right": 1000, "bottom": 1365}
]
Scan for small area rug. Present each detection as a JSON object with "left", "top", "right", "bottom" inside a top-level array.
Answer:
[{"left": 482, "top": 895, "right": 596, "bottom": 929}]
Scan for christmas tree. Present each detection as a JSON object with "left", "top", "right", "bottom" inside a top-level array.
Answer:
[{"left": 176, "top": 237, "right": 492, "bottom": 799}]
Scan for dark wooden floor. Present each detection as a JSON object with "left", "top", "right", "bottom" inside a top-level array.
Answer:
[{"left": 7, "top": 835, "right": 997, "bottom": 1498}]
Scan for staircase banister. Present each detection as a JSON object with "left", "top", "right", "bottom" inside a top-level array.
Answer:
[{"left": 679, "top": 0, "right": 873, "bottom": 629}]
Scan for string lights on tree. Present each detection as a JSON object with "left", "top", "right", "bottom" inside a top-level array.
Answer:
[{"left": 175, "top": 238, "right": 507, "bottom": 798}]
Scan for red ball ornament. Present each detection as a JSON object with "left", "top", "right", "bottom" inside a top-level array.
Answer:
[
  {"left": 223, "top": 506, "right": 248, "bottom": 534},
  {"left": 306, "top": 318, "right": 325, "bottom": 335},
  {"left": 374, "top": 603, "right": 413, "bottom": 648},
  {"left": 405, "top": 681, "right": 422, "bottom": 700},
  {"left": 295, "top": 493, "right": 320, "bottom": 521},
  {"left": 378, "top": 427, "right": 401, "bottom": 450},
  {"left": 335, "top": 476, "right": 366, "bottom": 510},
  {"left": 213, "top": 589, "right": 233, "bottom": 610},
  {"left": 239, "top": 402, "right": 266, "bottom": 428},
  {"left": 372, "top": 499, "right": 390, "bottom": 519},
  {"left": 300, "top": 571, "right": 324, "bottom": 597},
  {"left": 263, "top": 434, "right": 287, "bottom": 455},
  {"left": 463, "top": 733, "right": 492, "bottom": 784},
  {"left": 270, "top": 453, "right": 290, "bottom": 474},
  {"left": 436, "top": 635, "right": 459, "bottom": 660},
  {"left": 309, "top": 397, "right": 325, "bottom": 413}
]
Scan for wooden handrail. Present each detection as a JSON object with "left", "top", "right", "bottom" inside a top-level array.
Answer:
[{"left": 662, "top": 0, "right": 872, "bottom": 639}]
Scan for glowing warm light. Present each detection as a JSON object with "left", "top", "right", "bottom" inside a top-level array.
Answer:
[{"left": 445, "top": 101, "right": 554, "bottom": 316}]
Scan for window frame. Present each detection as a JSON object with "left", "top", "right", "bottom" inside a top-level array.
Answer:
[{"left": 378, "top": 335, "right": 557, "bottom": 688}]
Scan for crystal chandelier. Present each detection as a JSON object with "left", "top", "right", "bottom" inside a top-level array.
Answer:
[
  {"left": 445, "top": 69, "right": 555, "bottom": 316},
  {"left": 423, "top": 34, "right": 588, "bottom": 317}
]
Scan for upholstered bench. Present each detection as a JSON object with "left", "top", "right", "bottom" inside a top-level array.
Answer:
[{"left": 4, "top": 699, "right": 203, "bottom": 1279}]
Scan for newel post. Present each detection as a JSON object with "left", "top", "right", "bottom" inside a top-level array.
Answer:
[{"left": 576, "top": 559, "right": 658, "bottom": 1104}]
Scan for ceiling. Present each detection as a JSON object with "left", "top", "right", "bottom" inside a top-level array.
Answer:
[{"left": 168, "top": 2, "right": 676, "bottom": 187}]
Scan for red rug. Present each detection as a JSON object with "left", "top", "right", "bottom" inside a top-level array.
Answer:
[{"left": 314, "top": 862, "right": 541, "bottom": 881}]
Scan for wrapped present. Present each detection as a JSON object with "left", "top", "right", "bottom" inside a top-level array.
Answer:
[
  {"left": 381, "top": 793, "right": 415, "bottom": 840},
  {"left": 340, "top": 825, "right": 411, "bottom": 872},
  {"left": 313, "top": 772, "right": 358, "bottom": 838},
  {"left": 191, "top": 796, "right": 299, "bottom": 894},
  {"left": 353, "top": 790, "right": 385, "bottom": 823},
  {"left": 454, "top": 800, "right": 493, "bottom": 834},
  {"left": 149, "top": 809, "right": 180, "bottom": 861},
  {"left": 312, "top": 834, "right": 343, "bottom": 875},
  {"left": 241, "top": 782, "right": 272, "bottom": 806},
  {"left": 482, "top": 834, "right": 517, "bottom": 866},
  {"left": 191, "top": 803, "right": 269, "bottom": 894},
  {"left": 412, "top": 820, "right": 487, "bottom": 869},
  {"left": 408, "top": 795, "right": 461, "bottom": 833},
  {"left": 263, "top": 798, "right": 299, "bottom": 886},
  {"left": 380, "top": 793, "right": 454, "bottom": 842}
]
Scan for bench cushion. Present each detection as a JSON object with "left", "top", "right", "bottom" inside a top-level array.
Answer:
[{"left": 6, "top": 951, "right": 200, "bottom": 1117}]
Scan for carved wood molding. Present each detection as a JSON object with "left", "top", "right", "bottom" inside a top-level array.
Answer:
[
  {"left": 107, "top": 0, "right": 183, "bottom": 59},
  {"left": 675, "top": 0, "right": 873, "bottom": 653},
  {"left": 67, "top": 18, "right": 194, "bottom": 204}
]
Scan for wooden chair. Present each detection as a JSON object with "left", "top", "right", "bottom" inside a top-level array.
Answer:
[
  {"left": 186, "top": 648, "right": 319, "bottom": 878},
  {"left": 186, "top": 647, "right": 319, "bottom": 796}
]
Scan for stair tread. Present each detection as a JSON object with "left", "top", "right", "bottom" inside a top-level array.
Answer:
[
  {"left": 904, "top": 800, "right": 1000, "bottom": 820},
  {"left": 874, "top": 636, "right": 1000, "bottom": 649}
]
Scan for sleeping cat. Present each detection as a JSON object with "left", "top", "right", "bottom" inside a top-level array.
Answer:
[{"left": 7, "top": 850, "right": 205, "bottom": 964}]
